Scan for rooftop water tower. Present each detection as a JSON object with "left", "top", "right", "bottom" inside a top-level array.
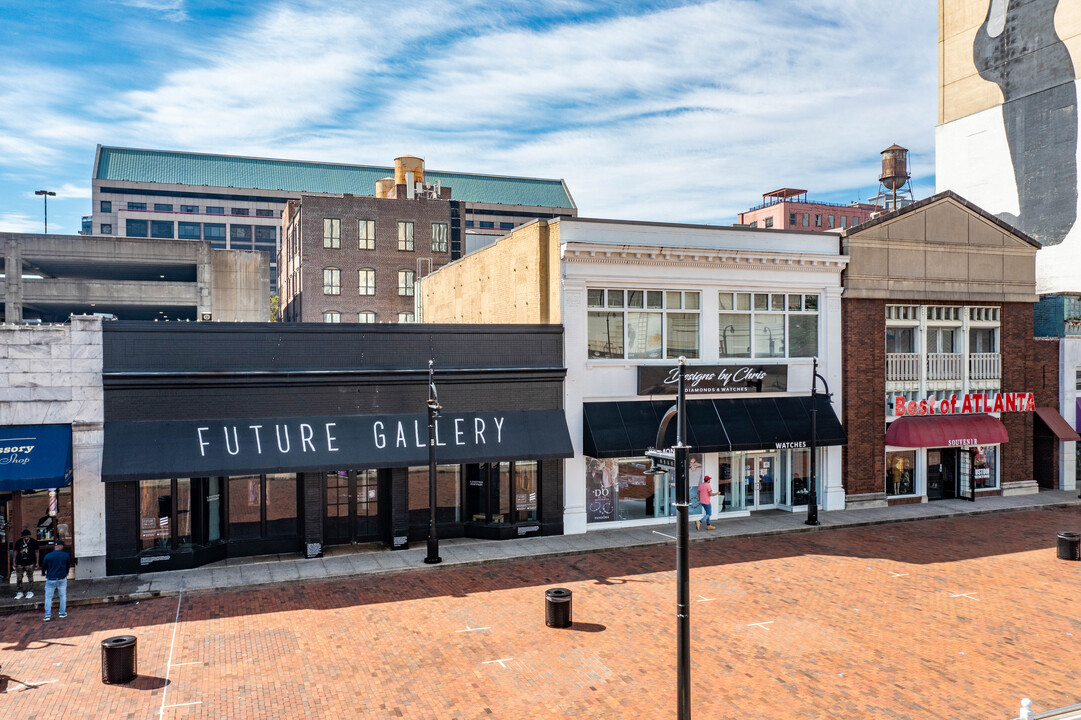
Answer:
[{"left": 873, "top": 144, "right": 915, "bottom": 212}]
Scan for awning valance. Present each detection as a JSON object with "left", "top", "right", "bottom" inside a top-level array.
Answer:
[
  {"left": 0, "top": 424, "right": 73, "bottom": 492},
  {"left": 582, "top": 396, "right": 846, "bottom": 459},
  {"left": 885, "top": 414, "right": 1009, "bottom": 448},
  {"left": 1034, "top": 407, "right": 1081, "bottom": 442},
  {"left": 102, "top": 409, "right": 573, "bottom": 482}
]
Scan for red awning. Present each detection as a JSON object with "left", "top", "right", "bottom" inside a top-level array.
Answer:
[
  {"left": 885, "top": 414, "right": 1009, "bottom": 448},
  {"left": 1034, "top": 407, "right": 1081, "bottom": 442}
]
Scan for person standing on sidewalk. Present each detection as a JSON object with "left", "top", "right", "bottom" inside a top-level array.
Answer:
[
  {"left": 696, "top": 476, "right": 717, "bottom": 531},
  {"left": 13, "top": 530, "right": 39, "bottom": 600},
  {"left": 41, "top": 539, "right": 71, "bottom": 621}
]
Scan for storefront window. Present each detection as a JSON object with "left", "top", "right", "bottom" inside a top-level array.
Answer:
[
  {"left": 229, "top": 475, "right": 263, "bottom": 540},
  {"left": 139, "top": 478, "right": 173, "bottom": 552},
  {"left": 585, "top": 457, "right": 667, "bottom": 523},
  {"left": 207, "top": 477, "right": 222, "bottom": 543},
  {"left": 791, "top": 449, "right": 812, "bottom": 506},
  {"left": 886, "top": 451, "right": 916, "bottom": 496},
  {"left": 973, "top": 445, "right": 998, "bottom": 489},
  {"left": 265, "top": 474, "right": 298, "bottom": 536},
  {"left": 175, "top": 479, "right": 192, "bottom": 549},
  {"left": 408, "top": 464, "right": 462, "bottom": 527},
  {"left": 717, "top": 453, "right": 742, "bottom": 511}
]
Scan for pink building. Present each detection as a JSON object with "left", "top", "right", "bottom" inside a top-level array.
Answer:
[{"left": 737, "top": 188, "right": 876, "bottom": 232}]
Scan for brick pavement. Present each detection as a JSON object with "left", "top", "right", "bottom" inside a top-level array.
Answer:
[{"left": 2, "top": 507, "right": 1081, "bottom": 719}]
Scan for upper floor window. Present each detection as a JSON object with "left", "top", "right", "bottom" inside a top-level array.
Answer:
[
  {"left": 127, "top": 202, "right": 147, "bottom": 211},
  {"left": 814, "top": 214, "right": 822, "bottom": 227},
  {"left": 718, "top": 292, "right": 819, "bottom": 359},
  {"left": 764, "top": 217, "right": 774, "bottom": 228},
  {"left": 154, "top": 203, "right": 173, "bottom": 212},
  {"left": 499, "top": 222, "right": 514, "bottom": 229},
  {"left": 479, "top": 221, "right": 494, "bottom": 229},
  {"left": 432, "top": 223, "right": 449, "bottom": 252},
  {"left": 840, "top": 216, "right": 847, "bottom": 228},
  {"left": 359, "top": 311, "right": 376, "bottom": 323},
  {"left": 886, "top": 327, "right": 915, "bottom": 354},
  {"left": 323, "top": 218, "right": 340, "bottom": 248},
  {"left": 256, "top": 209, "right": 275, "bottom": 217},
  {"left": 398, "top": 312, "right": 416, "bottom": 323},
  {"left": 398, "top": 221, "right": 414, "bottom": 251},
  {"left": 180, "top": 205, "right": 198, "bottom": 213},
  {"left": 465, "top": 220, "right": 474, "bottom": 228},
  {"left": 827, "top": 215, "right": 835, "bottom": 228},
  {"left": 100, "top": 223, "right": 113, "bottom": 235},
  {"left": 789, "top": 213, "right": 796, "bottom": 226},
  {"left": 927, "top": 327, "right": 956, "bottom": 353},
  {"left": 747, "top": 221, "right": 758, "bottom": 228},
  {"left": 359, "top": 220, "right": 375, "bottom": 250},
  {"left": 126, "top": 219, "right": 148, "bottom": 237},
  {"left": 323, "top": 267, "right": 341, "bottom": 295},
  {"left": 100, "top": 201, "right": 111, "bottom": 213},
  {"left": 206, "top": 206, "right": 224, "bottom": 215},
  {"left": 969, "top": 327, "right": 998, "bottom": 353},
  {"left": 587, "top": 288, "right": 700, "bottom": 360},
  {"left": 398, "top": 270, "right": 415, "bottom": 296},
  {"left": 323, "top": 311, "right": 341, "bottom": 323},
  {"left": 802, "top": 214, "right": 809, "bottom": 227},
  {"left": 1076, "top": 369, "right": 1081, "bottom": 391},
  {"left": 231, "top": 208, "right": 249, "bottom": 216},
  {"left": 358, "top": 268, "right": 375, "bottom": 295},
  {"left": 151, "top": 220, "right": 174, "bottom": 239}
]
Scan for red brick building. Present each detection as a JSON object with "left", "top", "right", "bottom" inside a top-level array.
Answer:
[
  {"left": 839, "top": 191, "right": 1075, "bottom": 508},
  {"left": 738, "top": 188, "right": 876, "bottom": 232}
]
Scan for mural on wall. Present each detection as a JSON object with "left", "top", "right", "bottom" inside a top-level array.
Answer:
[
  {"left": 937, "top": 0, "right": 1081, "bottom": 292},
  {"left": 973, "top": 0, "right": 1077, "bottom": 248}
]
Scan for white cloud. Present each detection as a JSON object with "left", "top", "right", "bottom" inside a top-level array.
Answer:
[
  {"left": 114, "top": 0, "right": 188, "bottom": 22},
  {"left": 0, "top": 213, "right": 48, "bottom": 233}
]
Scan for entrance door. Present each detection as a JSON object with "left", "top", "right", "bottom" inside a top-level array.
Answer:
[
  {"left": 743, "top": 452, "right": 778, "bottom": 510},
  {"left": 324, "top": 470, "right": 382, "bottom": 545},
  {"left": 927, "top": 449, "right": 959, "bottom": 500}
]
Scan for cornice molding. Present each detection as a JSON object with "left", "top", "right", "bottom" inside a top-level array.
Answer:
[{"left": 562, "top": 244, "right": 848, "bottom": 272}]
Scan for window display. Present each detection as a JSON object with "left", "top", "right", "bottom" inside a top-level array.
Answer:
[
  {"left": 886, "top": 451, "right": 916, "bottom": 496},
  {"left": 973, "top": 446, "right": 998, "bottom": 489}
]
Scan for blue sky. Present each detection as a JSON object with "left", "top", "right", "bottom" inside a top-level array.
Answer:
[{"left": 0, "top": 0, "right": 938, "bottom": 234}]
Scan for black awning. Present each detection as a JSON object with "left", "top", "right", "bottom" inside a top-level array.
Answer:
[
  {"left": 103, "top": 409, "right": 573, "bottom": 482},
  {"left": 582, "top": 396, "right": 846, "bottom": 459}
]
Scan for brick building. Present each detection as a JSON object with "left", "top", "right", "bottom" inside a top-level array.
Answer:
[
  {"left": 840, "top": 191, "right": 1077, "bottom": 509},
  {"left": 280, "top": 157, "right": 453, "bottom": 323},
  {"left": 738, "top": 188, "right": 877, "bottom": 232}
]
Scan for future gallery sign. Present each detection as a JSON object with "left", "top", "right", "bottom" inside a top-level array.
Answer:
[{"left": 103, "top": 410, "right": 569, "bottom": 480}]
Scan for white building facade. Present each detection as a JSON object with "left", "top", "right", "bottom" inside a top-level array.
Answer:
[{"left": 559, "top": 219, "right": 848, "bottom": 535}]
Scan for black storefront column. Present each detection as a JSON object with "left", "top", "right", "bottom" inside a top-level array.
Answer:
[
  {"left": 388, "top": 467, "right": 410, "bottom": 550},
  {"left": 539, "top": 459, "right": 564, "bottom": 536},
  {"left": 301, "top": 472, "right": 324, "bottom": 558}
]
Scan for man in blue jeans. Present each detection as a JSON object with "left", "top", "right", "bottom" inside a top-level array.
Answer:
[{"left": 41, "top": 539, "right": 71, "bottom": 621}]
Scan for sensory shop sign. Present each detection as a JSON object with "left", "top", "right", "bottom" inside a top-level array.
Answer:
[{"left": 893, "top": 392, "right": 1035, "bottom": 417}]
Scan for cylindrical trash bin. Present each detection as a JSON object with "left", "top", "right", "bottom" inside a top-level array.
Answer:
[
  {"left": 101, "top": 635, "right": 138, "bottom": 684},
  {"left": 1057, "top": 532, "right": 1080, "bottom": 561},
  {"left": 545, "top": 588, "right": 572, "bottom": 628}
]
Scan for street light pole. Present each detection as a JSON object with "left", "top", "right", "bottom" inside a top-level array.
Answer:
[
  {"left": 806, "top": 357, "right": 831, "bottom": 526},
  {"left": 35, "top": 190, "right": 56, "bottom": 234},
  {"left": 424, "top": 359, "right": 442, "bottom": 564},
  {"left": 674, "top": 357, "right": 691, "bottom": 720}
]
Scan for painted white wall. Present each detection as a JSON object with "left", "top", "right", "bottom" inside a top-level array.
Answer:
[
  {"left": 936, "top": 82, "right": 1081, "bottom": 294},
  {"left": 558, "top": 223, "right": 847, "bottom": 533}
]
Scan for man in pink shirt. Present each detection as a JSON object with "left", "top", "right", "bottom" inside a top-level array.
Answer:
[{"left": 696, "top": 475, "right": 717, "bottom": 531}]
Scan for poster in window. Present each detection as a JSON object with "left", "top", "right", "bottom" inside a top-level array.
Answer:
[
  {"left": 586, "top": 457, "right": 614, "bottom": 523},
  {"left": 248, "top": 477, "right": 261, "bottom": 507}
]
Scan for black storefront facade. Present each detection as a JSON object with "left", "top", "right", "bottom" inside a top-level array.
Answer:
[{"left": 100, "top": 322, "right": 572, "bottom": 575}]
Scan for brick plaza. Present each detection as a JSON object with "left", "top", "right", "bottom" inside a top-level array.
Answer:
[{"left": 3, "top": 507, "right": 1080, "bottom": 719}]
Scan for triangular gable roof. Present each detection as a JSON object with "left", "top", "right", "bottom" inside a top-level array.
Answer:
[{"left": 844, "top": 189, "right": 1040, "bottom": 249}]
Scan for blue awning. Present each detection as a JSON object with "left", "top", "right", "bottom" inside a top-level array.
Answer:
[{"left": 0, "top": 424, "right": 73, "bottom": 491}]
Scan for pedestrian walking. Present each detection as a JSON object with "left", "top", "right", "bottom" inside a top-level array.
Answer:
[
  {"left": 13, "top": 529, "right": 39, "bottom": 600},
  {"left": 41, "top": 539, "right": 71, "bottom": 621},
  {"left": 696, "top": 475, "right": 717, "bottom": 531}
]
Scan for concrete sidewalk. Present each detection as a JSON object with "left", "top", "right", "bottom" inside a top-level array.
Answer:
[{"left": 3, "top": 489, "right": 1079, "bottom": 614}]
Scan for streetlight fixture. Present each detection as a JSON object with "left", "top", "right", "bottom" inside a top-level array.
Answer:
[
  {"left": 35, "top": 190, "right": 56, "bottom": 234},
  {"left": 806, "top": 357, "right": 832, "bottom": 526},
  {"left": 424, "top": 359, "right": 443, "bottom": 564},
  {"left": 645, "top": 356, "right": 692, "bottom": 719}
]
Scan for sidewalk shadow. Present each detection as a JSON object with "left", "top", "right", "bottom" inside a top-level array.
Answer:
[{"left": 568, "top": 622, "right": 606, "bottom": 633}]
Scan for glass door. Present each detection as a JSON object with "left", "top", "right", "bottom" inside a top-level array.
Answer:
[
  {"left": 355, "top": 469, "right": 380, "bottom": 541},
  {"left": 743, "top": 452, "right": 778, "bottom": 510},
  {"left": 324, "top": 471, "right": 353, "bottom": 545}
]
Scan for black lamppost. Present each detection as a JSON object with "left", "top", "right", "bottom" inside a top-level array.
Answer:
[
  {"left": 806, "top": 357, "right": 832, "bottom": 526},
  {"left": 35, "top": 190, "right": 56, "bottom": 234},
  {"left": 424, "top": 360, "right": 442, "bottom": 564},
  {"left": 646, "top": 356, "right": 691, "bottom": 719}
]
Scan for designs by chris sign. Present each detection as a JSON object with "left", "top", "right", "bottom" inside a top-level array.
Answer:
[{"left": 893, "top": 392, "right": 1035, "bottom": 417}]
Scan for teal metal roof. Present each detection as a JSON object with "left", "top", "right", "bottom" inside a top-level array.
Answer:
[{"left": 95, "top": 147, "right": 575, "bottom": 209}]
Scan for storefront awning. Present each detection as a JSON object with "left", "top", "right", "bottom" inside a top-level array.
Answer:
[
  {"left": 582, "top": 396, "right": 846, "bottom": 459},
  {"left": 1034, "top": 407, "right": 1081, "bottom": 442},
  {"left": 0, "top": 424, "right": 73, "bottom": 492},
  {"left": 885, "top": 414, "right": 1009, "bottom": 448},
  {"left": 102, "top": 409, "right": 573, "bottom": 482}
]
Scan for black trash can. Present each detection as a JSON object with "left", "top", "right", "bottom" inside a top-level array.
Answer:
[
  {"left": 101, "top": 635, "right": 138, "bottom": 684},
  {"left": 545, "top": 588, "right": 572, "bottom": 628},
  {"left": 1057, "top": 532, "right": 1080, "bottom": 561}
]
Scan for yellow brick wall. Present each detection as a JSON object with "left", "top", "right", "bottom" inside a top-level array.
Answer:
[{"left": 420, "top": 220, "right": 560, "bottom": 324}]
